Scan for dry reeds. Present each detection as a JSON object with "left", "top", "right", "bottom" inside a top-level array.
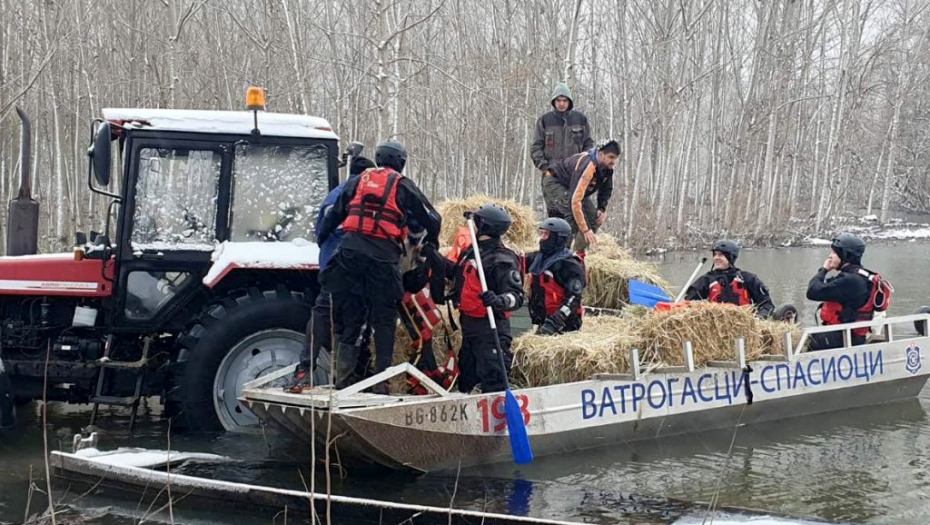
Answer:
[{"left": 436, "top": 195, "right": 538, "bottom": 249}]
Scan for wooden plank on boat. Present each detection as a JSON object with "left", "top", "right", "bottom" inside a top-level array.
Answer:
[{"left": 50, "top": 450, "right": 583, "bottom": 525}]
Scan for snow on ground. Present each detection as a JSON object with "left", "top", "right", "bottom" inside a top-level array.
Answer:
[
  {"left": 202, "top": 239, "right": 320, "bottom": 284},
  {"left": 799, "top": 221, "right": 930, "bottom": 245},
  {"left": 673, "top": 514, "right": 831, "bottom": 525},
  {"left": 803, "top": 237, "right": 833, "bottom": 246},
  {"left": 75, "top": 447, "right": 230, "bottom": 468},
  {"left": 861, "top": 226, "right": 930, "bottom": 240}
]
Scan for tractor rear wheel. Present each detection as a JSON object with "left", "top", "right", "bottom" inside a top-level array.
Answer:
[{"left": 167, "top": 285, "right": 309, "bottom": 431}]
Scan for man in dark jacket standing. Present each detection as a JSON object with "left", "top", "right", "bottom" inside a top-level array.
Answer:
[
  {"left": 542, "top": 140, "right": 618, "bottom": 250},
  {"left": 806, "top": 233, "right": 876, "bottom": 350},
  {"left": 685, "top": 240, "right": 775, "bottom": 319},
  {"left": 318, "top": 140, "right": 441, "bottom": 394},
  {"left": 531, "top": 83, "right": 594, "bottom": 174}
]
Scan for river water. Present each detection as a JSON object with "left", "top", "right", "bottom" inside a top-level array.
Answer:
[{"left": 2, "top": 243, "right": 930, "bottom": 524}]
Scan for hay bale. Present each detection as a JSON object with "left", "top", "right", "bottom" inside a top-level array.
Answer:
[
  {"left": 507, "top": 303, "right": 806, "bottom": 389},
  {"left": 756, "top": 318, "right": 802, "bottom": 355},
  {"left": 582, "top": 242, "right": 670, "bottom": 310},
  {"left": 511, "top": 315, "right": 640, "bottom": 387},
  {"left": 636, "top": 302, "right": 763, "bottom": 366},
  {"left": 583, "top": 254, "right": 670, "bottom": 309},
  {"left": 581, "top": 234, "right": 670, "bottom": 309},
  {"left": 589, "top": 233, "right": 631, "bottom": 260},
  {"left": 437, "top": 195, "right": 537, "bottom": 249}
]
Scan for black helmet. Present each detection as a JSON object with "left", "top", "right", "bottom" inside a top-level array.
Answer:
[
  {"left": 375, "top": 140, "right": 407, "bottom": 172},
  {"left": 712, "top": 239, "right": 740, "bottom": 264},
  {"left": 831, "top": 233, "right": 865, "bottom": 264},
  {"left": 539, "top": 217, "right": 572, "bottom": 254},
  {"left": 473, "top": 204, "right": 512, "bottom": 238}
]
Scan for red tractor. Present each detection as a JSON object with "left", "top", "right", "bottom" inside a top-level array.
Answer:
[{"left": 0, "top": 91, "right": 342, "bottom": 432}]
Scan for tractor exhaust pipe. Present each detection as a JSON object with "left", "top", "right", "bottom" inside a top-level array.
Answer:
[{"left": 6, "top": 107, "right": 39, "bottom": 256}]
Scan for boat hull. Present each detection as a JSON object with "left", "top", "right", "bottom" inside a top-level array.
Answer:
[{"left": 245, "top": 337, "right": 930, "bottom": 472}]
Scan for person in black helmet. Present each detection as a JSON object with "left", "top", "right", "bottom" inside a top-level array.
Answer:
[
  {"left": 524, "top": 218, "right": 586, "bottom": 335},
  {"left": 426, "top": 204, "right": 525, "bottom": 393},
  {"left": 318, "top": 139, "right": 441, "bottom": 394},
  {"left": 685, "top": 240, "right": 774, "bottom": 319},
  {"left": 806, "top": 233, "right": 875, "bottom": 350}
]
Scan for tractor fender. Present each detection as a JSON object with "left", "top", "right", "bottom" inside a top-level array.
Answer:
[{"left": 202, "top": 240, "right": 320, "bottom": 288}]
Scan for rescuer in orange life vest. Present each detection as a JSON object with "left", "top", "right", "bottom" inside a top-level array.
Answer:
[
  {"left": 524, "top": 218, "right": 586, "bottom": 335},
  {"left": 806, "top": 233, "right": 891, "bottom": 351},
  {"left": 318, "top": 140, "right": 441, "bottom": 394},
  {"left": 424, "top": 204, "right": 525, "bottom": 394},
  {"left": 684, "top": 240, "right": 774, "bottom": 318}
]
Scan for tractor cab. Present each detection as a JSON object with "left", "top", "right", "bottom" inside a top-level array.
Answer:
[
  {"left": 86, "top": 104, "right": 339, "bottom": 328},
  {"left": 0, "top": 89, "right": 345, "bottom": 431}
]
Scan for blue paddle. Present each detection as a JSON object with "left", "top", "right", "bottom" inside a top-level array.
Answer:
[
  {"left": 466, "top": 215, "right": 533, "bottom": 464},
  {"left": 629, "top": 279, "right": 672, "bottom": 308}
]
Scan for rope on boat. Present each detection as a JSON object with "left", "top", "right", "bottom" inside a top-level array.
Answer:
[{"left": 702, "top": 365, "right": 754, "bottom": 524}]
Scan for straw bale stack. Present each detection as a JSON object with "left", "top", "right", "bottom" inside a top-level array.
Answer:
[
  {"left": 583, "top": 235, "right": 670, "bottom": 309},
  {"left": 511, "top": 302, "right": 801, "bottom": 387},
  {"left": 636, "top": 302, "right": 762, "bottom": 366},
  {"left": 511, "top": 315, "right": 639, "bottom": 388},
  {"left": 436, "top": 195, "right": 538, "bottom": 250},
  {"left": 756, "top": 317, "right": 802, "bottom": 356}
]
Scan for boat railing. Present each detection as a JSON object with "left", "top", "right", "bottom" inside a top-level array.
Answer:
[
  {"left": 596, "top": 313, "right": 930, "bottom": 382},
  {"left": 792, "top": 312, "right": 930, "bottom": 357},
  {"left": 243, "top": 361, "right": 454, "bottom": 402}
]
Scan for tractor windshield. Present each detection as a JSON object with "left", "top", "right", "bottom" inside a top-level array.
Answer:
[
  {"left": 230, "top": 143, "right": 329, "bottom": 242},
  {"left": 132, "top": 147, "right": 222, "bottom": 250}
]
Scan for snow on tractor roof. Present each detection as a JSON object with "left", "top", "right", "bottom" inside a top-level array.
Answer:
[{"left": 101, "top": 108, "right": 339, "bottom": 140}]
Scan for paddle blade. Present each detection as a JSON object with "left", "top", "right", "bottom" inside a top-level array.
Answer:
[
  {"left": 628, "top": 279, "right": 672, "bottom": 308},
  {"left": 504, "top": 389, "right": 533, "bottom": 464}
]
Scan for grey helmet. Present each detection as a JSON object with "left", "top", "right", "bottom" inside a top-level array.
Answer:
[
  {"left": 539, "top": 217, "right": 572, "bottom": 254},
  {"left": 712, "top": 239, "right": 740, "bottom": 265}
]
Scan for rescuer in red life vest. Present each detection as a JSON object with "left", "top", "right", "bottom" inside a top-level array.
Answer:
[
  {"left": 806, "top": 233, "right": 880, "bottom": 351},
  {"left": 426, "top": 204, "right": 525, "bottom": 394},
  {"left": 318, "top": 140, "right": 441, "bottom": 394},
  {"left": 684, "top": 240, "right": 775, "bottom": 319},
  {"left": 524, "top": 218, "right": 586, "bottom": 335}
]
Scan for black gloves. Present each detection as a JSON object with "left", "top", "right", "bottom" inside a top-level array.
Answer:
[
  {"left": 402, "top": 263, "right": 430, "bottom": 293},
  {"left": 479, "top": 291, "right": 506, "bottom": 312},
  {"left": 538, "top": 310, "right": 567, "bottom": 336}
]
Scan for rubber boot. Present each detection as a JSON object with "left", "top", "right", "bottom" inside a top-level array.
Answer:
[{"left": 334, "top": 342, "right": 361, "bottom": 389}]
